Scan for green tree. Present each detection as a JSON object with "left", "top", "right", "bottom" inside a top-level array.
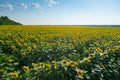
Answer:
[{"left": 0, "top": 16, "right": 22, "bottom": 25}]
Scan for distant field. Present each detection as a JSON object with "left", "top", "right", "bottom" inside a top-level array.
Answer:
[{"left": 0, "top": 25, "right": 120, "bottom": 80}]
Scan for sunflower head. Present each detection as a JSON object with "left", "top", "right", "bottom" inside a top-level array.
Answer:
[
  {"left": 23, "top": 43, "right": 27, "bottom": 47},
  {"left": 9, "top": 72, "right": 19, "bottom": 78},
  {"left": 32, "top": 63, "right": 37, "bottom": 68},
  {"left": 102, "top": 52, "right": 108, "bottom": 57},
  {"left": 106, "top": 47, "right": 111, "bottom": 51},
  {"left": 20, "top": 50, "right": 25, "bottom": 55},
  {"left": 23, "top": 66, "right": 29, "bottom": 72},
  {"left": 96, "top": 48, "right": 103, "bottom": 53},
  {"left": 45, "top": 64, "right": 51, "bottom": 70},
  {"left": 69, "top": 61, "right": 76, "bottom": 67},
  {"left": 68, "top": 44, "right": 73, "bottom": 48},
  {"left": 88, "top": 53, "right": 95, "bottom": 59},
  {"left": 39, "top": 62, "right": 45, "bottom": 68},
  {"left": 89, "top": 47, "right": 94, "bottom": 51},
  {"left": 61, "top": 59, "right": 69, "bottom": 66},
  {"left": 76, "top": 69, "right": 84, "bottom": 79},
  {"left": 82, "top": 58, "right": 90, "bottom": 63},
  {"left": 11, "top": 46, "right": 16, "bottom": 51},
  {"left": 27, "top": 47, "right": 31, "bottom": 51},
  {"left": 52, "top": 60, "right": 57, "bottom": 67}
]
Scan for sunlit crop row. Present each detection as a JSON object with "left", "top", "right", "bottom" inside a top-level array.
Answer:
[{"left": 0, "top": 25, "right": 120, "bottom": 80}]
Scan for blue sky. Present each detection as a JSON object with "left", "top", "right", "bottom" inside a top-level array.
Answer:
[{"left": 0, "top": 0, "right": 120, "bottom": 25}]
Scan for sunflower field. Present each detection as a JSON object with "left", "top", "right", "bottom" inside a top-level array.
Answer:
[{"left": 0, "top": 25, "right": 120, "bottom": 80}]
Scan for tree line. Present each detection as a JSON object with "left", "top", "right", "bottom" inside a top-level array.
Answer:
[{"left": 0, "top": 16, "right": 22, "bottom": 25}]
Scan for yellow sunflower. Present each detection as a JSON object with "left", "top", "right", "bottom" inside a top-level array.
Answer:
[
  {"left": 39, "top": 62, "right": 45, "bottom": 68},
  {"left": 69, "top": 61, "right": 76, "bottom": 67},
  {"left": 61, "top": 59, "right": 69, "bottom": 66},
  {"left": 9, "top": 72, "right": 19, "bottom": 78},
  {"left": 23, "top": 66, "right": 29, "bottom": 72},
  {"left": 76, "top": 69, "right": 84, "bottom": 78},
  {"left": 45, "top": 64, "right": 51, "bottom": 70}
]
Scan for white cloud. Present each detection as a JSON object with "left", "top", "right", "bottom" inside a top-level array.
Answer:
[
  {"left": 21, "top": 3, "right": 28, "bottom": 9},
  {"left": 17, "top": 3, "right": 28, "bottom": 9},
  {"left": 45, "top": 0, "right": 59, "bottom": 6},
  {"left": 31, "top": 3, "right": 41, "bottom": 8},
  {"left": 6, "top": 3, "right": 13, "bottom": 10},
  {"left": 0, "top": 3, "right": 13, "bottom": 10}
]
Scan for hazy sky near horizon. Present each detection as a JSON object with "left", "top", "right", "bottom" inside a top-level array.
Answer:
[{"left": 0, "top": 0, "right": 120, "bottom": 25}]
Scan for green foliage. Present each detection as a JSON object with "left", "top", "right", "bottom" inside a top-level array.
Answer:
[
  {"left": 0, "top": 16, "right": 22, "bottom": 25},
  {"left": 0, "top": 53, "right": 19, "bottom": 79}
]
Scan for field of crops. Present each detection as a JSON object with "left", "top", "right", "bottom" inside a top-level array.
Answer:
[{"left": 0, "top": 25, "right": 120, "bottom": 80}]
